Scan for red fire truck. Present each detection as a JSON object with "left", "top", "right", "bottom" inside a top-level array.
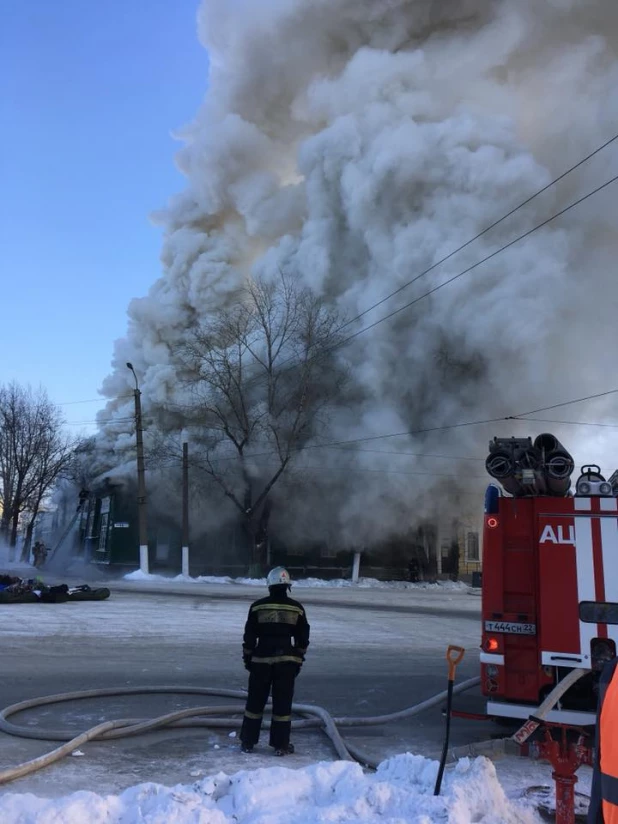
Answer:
[{"left": 480, "top": 434, "right": 618, "bottom": 725}]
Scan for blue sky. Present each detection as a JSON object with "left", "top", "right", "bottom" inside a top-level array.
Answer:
[{"left": 0, "top": 0, "right": 207, "bottom": 432}]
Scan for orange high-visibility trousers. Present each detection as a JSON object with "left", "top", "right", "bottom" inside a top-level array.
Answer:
[{"left": 601, "top": 668, "right": 618, "bottom": 824}]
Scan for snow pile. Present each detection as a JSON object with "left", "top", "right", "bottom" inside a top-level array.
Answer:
[
  {"left": 123, "top": 570, "right": 469, "bottom": 591},
  {"left": 0, "top": 754, "right": 540, "bottom": 823},
  {"left": 285, "top": 577, "right": 470, "bottom": 591}
]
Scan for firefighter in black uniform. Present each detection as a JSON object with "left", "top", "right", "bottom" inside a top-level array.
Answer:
[{"left": 240, "top": 566, "right": 310, "bottom": 756}]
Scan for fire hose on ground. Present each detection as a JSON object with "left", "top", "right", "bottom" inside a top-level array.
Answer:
[
  {"left": 0, "top": 666, "right": 592, "bottom": 792},
  {"left": 0, "top": 678, "right": 481, "bottom": 785}
]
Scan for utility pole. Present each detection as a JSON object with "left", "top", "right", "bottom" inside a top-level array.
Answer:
[
  {"left": 182, "top": 440, "right": 190, "bottom": 577},
  {"left": 126, "top": 362, "right": 149, "bottom": 575}
]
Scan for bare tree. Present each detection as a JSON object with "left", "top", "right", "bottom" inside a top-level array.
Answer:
[
  {"left": 63, "top": 435, "right": 110, "bottom": 490},
  {"left": 0, "top": 390, "right": 17, "bottom": 542},
  {"left": 169, "top": 274, "right": 349, "bottom": 571},
  {"left": 0, "top": 383, "right": 74, "bottom": 557}
]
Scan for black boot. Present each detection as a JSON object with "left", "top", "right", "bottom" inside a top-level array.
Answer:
[
  {"left": 241, "top": 743, "right": 254, "bottom": 754},
  {"left": 274, "top": 743, "right": 295, "bottom": 757}
]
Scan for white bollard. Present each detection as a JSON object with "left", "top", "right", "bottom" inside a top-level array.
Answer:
[{"left": 139, "top": 544, "right": 149, "bottom": 575}]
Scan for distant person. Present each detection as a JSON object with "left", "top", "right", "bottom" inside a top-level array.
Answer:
[
  {"left": 240, "top": 566, "right": 310, "bottom": 756},
  {"left": 32, "top": 542, "right": 42, "bottom": 566},
  {"left": 32, "top": 542, "right": 48, "bottom": 568},
  {"left": 408, "top": 558, "right": 420, "bottom": 583},
  {"left": 588, "top": 655, "right": 618, "bottom": 823}
]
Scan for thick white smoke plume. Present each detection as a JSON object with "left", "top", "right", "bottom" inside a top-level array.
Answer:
[{"left": 99, "top": 0, "right": 618, "bottom": 546}]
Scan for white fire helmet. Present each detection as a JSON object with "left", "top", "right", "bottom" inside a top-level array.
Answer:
[{"left": 267, "top": 566, "right": 291, "bottom": 587}]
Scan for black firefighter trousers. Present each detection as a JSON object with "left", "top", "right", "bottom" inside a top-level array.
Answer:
[{"left": 240, "top": 661, "right": 298, "bottom": 749}]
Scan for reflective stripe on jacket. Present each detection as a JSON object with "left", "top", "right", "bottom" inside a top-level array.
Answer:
[
  {"left": 589, "top": 658, "right": 618, "bottom": 824},
  {"left": 243, "top": 591, "right": 310, "bottom": 665}
]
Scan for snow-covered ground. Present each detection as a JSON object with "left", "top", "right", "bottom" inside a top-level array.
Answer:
[
  {"left": 0, "top": 577, "right": 588, "bottom": 823},
  {"left": 0, "top": 588, "right": 479, "bottom": 654},
  {"left": 0, "top": 753, "right": 545, "bottom": 823},
  {"left": 123, "top": 569, "right": 471, "bottom": 591}
]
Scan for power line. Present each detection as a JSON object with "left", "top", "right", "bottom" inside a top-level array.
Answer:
[
  {"left": 512, "top": 416, "right": 618, "bottom": 429},
  {"left": 136, "top": 390, "right": 618, "bottom": 476},
  {"left": 509, "top": 388, "right": 618, "bottom": 418},
  {"left": 286, "top": 466, "right": 488, "bottom": 479},
  {"left": 270, "top": 134, "right": 618, "bottom": 376},
  {"left": 318, "top": 389, "right": 618, "bottom": 449},
  {"left": 148, "top": 387, "right": 618, "bottom": 468},
  {"left": 154, "top": 415, "right": 508, "bottom": 465},
  {"left": 108, "top": 384, "right": 618, "bottom": 483},
  {"left": 305, "top": 388, "right": 618, "bottom": 449},
  {"left": 331, "top": 173, "right": 618, "bottom": 352},
  {"left": 192, "top": 458, "right": 490, "bottom": 480},
  {"left": 154, "top": 448, "right": 486, "bottom": 468},
  {"left": 155, "top": 449, "right": 618, "bottom": 483},
  {"left": 144, "top": 447, "right": 487, "bottom": 469},
  {"left": 149, "top": 444, "right": 617, "bottom": 479},
  {"left": 338, "top": 132, "right": 618, "bottom": 332},
  {"left": 304, "top": 418, "right": 509, "bottom": 449},
  {"left": 55, "top": 394, "right": 133, "bottom": 406},
  {"left": 327, "top": 446, "right": 485, "bottom": 461},
  {"left": 63, "top": 417, "right": 135, "bottom": 426},
  {"left": 307, "top": 388, "right": 618, "bottom": 450}
]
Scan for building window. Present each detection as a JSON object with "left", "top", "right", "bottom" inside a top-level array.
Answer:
[
  {"left": 98, "top": 514, "right": 109, "bottom": 551},
  {"left": 466, "top": 532, "right": 479, "bottom": 561},
  {"left": 320, "top": 544, "right": 337, "bottom": 558}
]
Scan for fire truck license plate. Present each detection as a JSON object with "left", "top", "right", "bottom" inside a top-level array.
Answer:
[{"left": 484, "top": 621, "right": 536, "bottom": 635}]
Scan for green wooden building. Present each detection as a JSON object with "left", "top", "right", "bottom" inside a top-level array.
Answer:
[{"left": 82, "top": 479, "right": 181, "bottom": 570}]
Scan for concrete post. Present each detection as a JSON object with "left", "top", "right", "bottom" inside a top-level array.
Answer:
[
  {"left": 182, "top": 441, "right": 190, "bottom": 577},
  {"left": 134, "top": 385, "right": 149, "bottom": 575},
  {"left": 352, "top": 550, "right": 362, "bottom": 583}
]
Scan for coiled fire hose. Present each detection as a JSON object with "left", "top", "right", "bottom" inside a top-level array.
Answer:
[{"left": 0, "top": 678, "right": 481, "bottom": 784}]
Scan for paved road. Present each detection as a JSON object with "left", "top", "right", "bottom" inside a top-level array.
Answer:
[{"left": 0, "top": 586, "right": 496, "bottom": 798}]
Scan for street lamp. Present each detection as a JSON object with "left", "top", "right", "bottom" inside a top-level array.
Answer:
[{"left": 126, "top": 362, "right": 149, "bottom": 574}]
